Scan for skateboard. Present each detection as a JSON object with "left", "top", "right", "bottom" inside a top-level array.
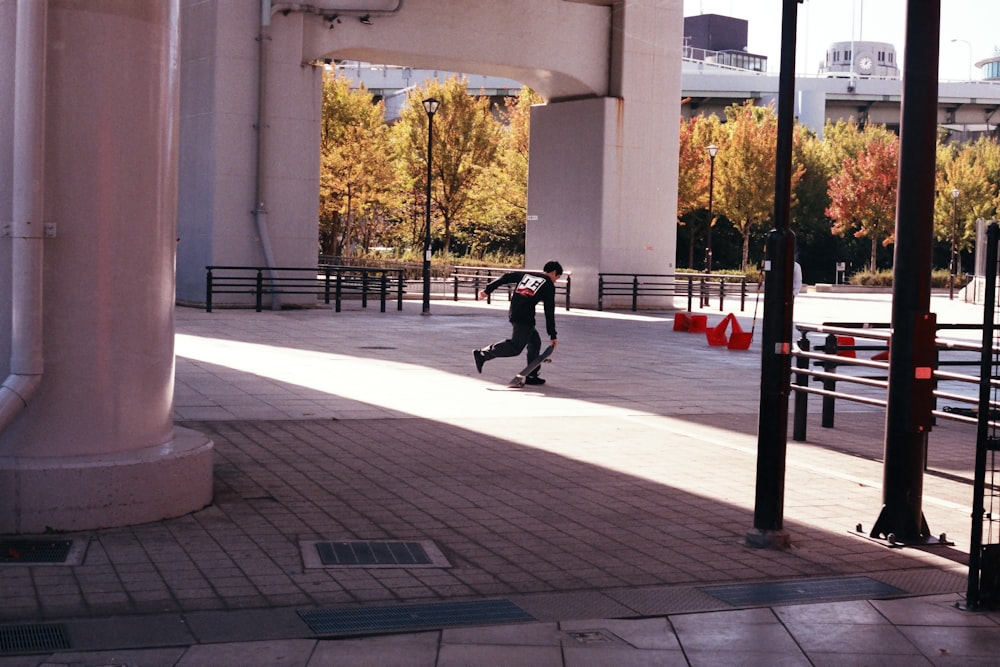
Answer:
[{"left": 507, "top": 345, "right": 554, "bottom": 388}]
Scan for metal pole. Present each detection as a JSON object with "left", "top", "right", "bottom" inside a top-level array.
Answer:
[
  {"left": 706, "top": 146, "right": 718, "bottom": 274},
  {"left": 870, "top": 0, "right": 941, "bottom": 544},
  {"left": 421, "top": 98, "right": 439, "bottom": 315},
  {"left": 747, "top": 0, "right": 800, "bottom": 550},
  {"left": 968, "top": 221, "right": 1000, "bottom": 608},
  {"left": 950, "top": 189, "right": 959, "bottom": 300}
]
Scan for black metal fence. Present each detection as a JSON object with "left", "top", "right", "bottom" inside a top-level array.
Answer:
[
  {"left": 205, "top": 265, "right": 405, "bottom": 313},
  {"left": 597, "top": 273, "right": 754, "bottom": 312},
  {"left": 450, "top": 266, "right": 572, "bottom": 310},
  {"left": 790, "top": 321, "right": 988, "bottom": 442}
]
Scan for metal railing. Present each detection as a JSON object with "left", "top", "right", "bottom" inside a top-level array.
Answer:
[
  {"left": 451, "top": 266, "right": 572, "bottom": 310},
  {"left": 597, "top": 273, "right": 754, "bottom": 312},
  {"left": 205, "top": 265, "right": 405, "bottom": 313},
  {"left": 790, "top": 322, "right": 994, "bottom": 442}
]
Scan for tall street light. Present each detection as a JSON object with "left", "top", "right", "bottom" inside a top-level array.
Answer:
[
  {"left": 950, "top": 188, "right": 960, "bottom": 300},
  {"left": 421, "top": 97, "right": 440, "bottom": 315},
  {"left": 951, "top": 38, "right": 972, "bottom": 80},
  {"left": 706, "top": 144, "right": 719, "bottom": 275}
]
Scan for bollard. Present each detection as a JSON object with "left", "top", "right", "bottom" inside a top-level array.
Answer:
[
  {"left": 793, "top": 335, "right": 810, "bottom": 441},
  {"left": 822, "top": 333, "right": 837, "bottom": 428}
]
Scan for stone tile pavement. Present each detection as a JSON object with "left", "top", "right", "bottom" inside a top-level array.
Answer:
[{"left": 2, "top": 289, "right": 1000, "bottom": 665}]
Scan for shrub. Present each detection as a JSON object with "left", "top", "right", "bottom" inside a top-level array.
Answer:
[{"left": 849, "top": 268, "right": 967, "bottom": 289}]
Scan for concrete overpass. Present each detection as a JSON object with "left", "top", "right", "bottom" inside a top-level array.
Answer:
[
  {"left": 339, "top": 57, "right": 1000, "bottom": 140},
  {"left": 0, "top": 0, "right": 682, "bottom": 532},
  {"left": 680, "top": 61, "right": 1000, "bottom": 138}
]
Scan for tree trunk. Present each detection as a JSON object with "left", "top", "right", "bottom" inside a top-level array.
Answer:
[{"left": 741, "top": 228, "right": 751, "bottom": 272}]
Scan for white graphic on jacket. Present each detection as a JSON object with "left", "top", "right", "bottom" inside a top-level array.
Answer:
[{"left": 515, "top": 274, "right": 546, "bottom": 298}]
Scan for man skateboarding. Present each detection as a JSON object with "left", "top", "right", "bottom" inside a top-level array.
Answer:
[{"left": 473, "top": 261, "right": 563, "bottom": 385}]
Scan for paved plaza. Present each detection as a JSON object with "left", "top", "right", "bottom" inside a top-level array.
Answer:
[{"left": 3, "top": 289, "right": 1000, "bottom": 665}]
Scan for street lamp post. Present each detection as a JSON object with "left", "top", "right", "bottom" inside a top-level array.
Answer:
[
  {"left": 950, "top": 188, "right": 960, "bottom": 300},
  {"left": 951, "top": 38, "right": 973, "bottom": 80},
  {"left": 706, "top": 144, "right": 718, "bottom": 275},
  {"left": 421, "top": 97, "right": 440, "bottom": 315}
]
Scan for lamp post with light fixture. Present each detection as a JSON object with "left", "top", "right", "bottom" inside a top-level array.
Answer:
[
  {"left": 951, "top": 38, "right": 972, "bottom": 80},
  {"left": 706, "top": 144, "right": 719, "bottom": 275},
  {"left": 421, "top": 98, "right": 439, "bottom": 315},
  {"left": 950, "top": 188, "right": 960, "bottom": 300}
]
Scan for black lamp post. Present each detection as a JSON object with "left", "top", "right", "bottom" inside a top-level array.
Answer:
[
  {"left": 706, "top": 144, "right": 719, "bottom": 274},
  {"left": 950, "top": 187, "right": 960, "bottom": 300},
  {"left": 421, "top": 97, "right": 440, "bottom": 315}
]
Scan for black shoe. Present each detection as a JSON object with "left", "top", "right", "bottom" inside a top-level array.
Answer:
[
  {"left": 473, "top": 350, "right": 486, "bottom": 373},
  {"left": 525, "top": 375, "right": 546, "bottom": 385}
]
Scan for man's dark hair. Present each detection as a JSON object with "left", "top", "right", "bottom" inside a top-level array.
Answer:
[{"left": 543, "top": 260, "right": 563, "bottom": 276}]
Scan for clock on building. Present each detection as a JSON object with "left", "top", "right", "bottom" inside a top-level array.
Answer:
[{"left": 858, "top": 56, "right": 873, "bottom": 73}]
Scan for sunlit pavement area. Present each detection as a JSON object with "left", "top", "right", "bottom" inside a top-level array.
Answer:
[{"left": 4, "top": 289, "right": 1000, "bottom": 665}]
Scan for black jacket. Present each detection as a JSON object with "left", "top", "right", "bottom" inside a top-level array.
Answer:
[{"left": 484, "top": 271, "right": 558, "bottom": 339}]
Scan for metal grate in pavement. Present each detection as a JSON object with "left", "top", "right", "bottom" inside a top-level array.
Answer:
[
  {"left": 299, "top": 599, "right": 534, "bottom": 636},
  {"left": 702, "top": 576, "right": 904, "bottom": 606},
  {"left": 301, "top": 539, "right": 450, "bottom": 568},
  {"left": 0, "top": 539, "right": 73, "bottom": 564},
  {"left": 0, "top": 624, "right": 70, "bottom": 655}
]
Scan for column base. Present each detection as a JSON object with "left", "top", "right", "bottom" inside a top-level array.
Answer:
[
  {"left": 0, "top": 427, "right": 213, "bottom": 534},
  {"left": 745, "top": 528, "right": 791, "bottom": 549}
]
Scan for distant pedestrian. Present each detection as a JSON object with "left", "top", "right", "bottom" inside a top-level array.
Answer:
[{"left": 473, "top": 261, "right": 563, "bottom": 385}]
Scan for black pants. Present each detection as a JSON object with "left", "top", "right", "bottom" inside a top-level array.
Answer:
[{"left": 482, "top": 322, "right": 542, "bottom": 375}]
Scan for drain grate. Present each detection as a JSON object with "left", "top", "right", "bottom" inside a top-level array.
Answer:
[
  {"left": 0, "top": 623, "right": 70, "bottom": 655},
  {"left": 301, "top": 540, "right": 450, "bottom": 569},
  {"left": 319, "top": 540, "right": 429, "bottom": 566},
  {"left": 299, "top": 599, "right": 534, "bottom": 636},
  {"left": 0, "top": 539, "right": 73, "bottom": 564},
  {"left": 702, "top": 576, "right": 904, "bottom": 606}
]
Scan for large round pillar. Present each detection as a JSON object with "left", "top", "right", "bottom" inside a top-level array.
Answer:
[{"left": 0, "top": 0, "right": 212, "bottom": 533}]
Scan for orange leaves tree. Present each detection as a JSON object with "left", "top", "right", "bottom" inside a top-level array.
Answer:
[
  {"left": 713, "top": 101, "right": 803, "bottom": 271},
  {"left": 393, "top": 76, "right": 500, "bottom": 256},
  {"left": 319, "top": 73, "right": 394, "bottom": 257},
  {"left": 677, "top": 114, "right": 722, "bottom": 268},
  {"left": 825, "top": 125, "right": 898, "bottom": 272}
]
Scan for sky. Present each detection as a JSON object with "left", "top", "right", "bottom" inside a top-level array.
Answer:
[{"left": 682, "top": 0, "right": 1000, "bottom": 81}]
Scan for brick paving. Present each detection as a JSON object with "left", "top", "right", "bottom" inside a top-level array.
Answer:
[{"left": 1, "top": 290, "right": 997, "bottom": 665}]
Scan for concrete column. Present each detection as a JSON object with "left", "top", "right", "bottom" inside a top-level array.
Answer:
[
  {"left": 0, "top": 0, "right": 212, "bottom": 533},
  {"left": 526, "top": 0, "right": 682, "bottom": 307},
  {"left": 177, "top": 2, "right": 321, "bottom": 306}
]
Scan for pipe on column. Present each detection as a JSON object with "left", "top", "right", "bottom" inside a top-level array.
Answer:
[
  {"left": 255, "top": 0, "right": 280, "bottom": 310},
  {"left": 0, "top": 0, "right": 47, "bottom": 434}
]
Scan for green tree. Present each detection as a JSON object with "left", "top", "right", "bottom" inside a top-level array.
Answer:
[
  {"left": 393, "top": 76, "right": 501, "bottom": 255},
  {"left": 790, "top": 125, "right": 841, "bottom": 282},
  {"left": 460, "top": 86, "right": 542, "bottom": 259},
  {"left": 935, "top": 141, "right": 997, "bottom": 260},
  {"left": 318, "top": 73, "right": 394, "bottom": 257}
]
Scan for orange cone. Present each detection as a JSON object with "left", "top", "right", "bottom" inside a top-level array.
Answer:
[
  {"left": 727, "top": 314, "right": 753, "bottom": 350},
  {"left": 706, "top": 314, "right": 732, "bottom": 346},
  {"left": 836, "top": 336, "right": 857, "bottom": 359}
]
